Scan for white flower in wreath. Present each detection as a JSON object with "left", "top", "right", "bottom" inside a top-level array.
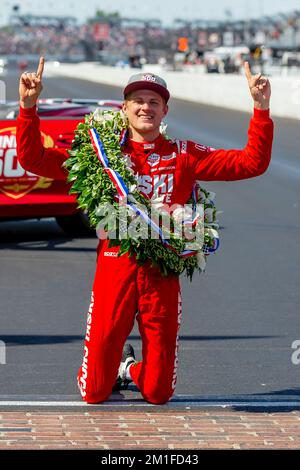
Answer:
[
  {"left": 172, "top": 207, "right": 185, "bottom": 223},
  {"left": 71, "top": 163, "right": 80, "bottom": 172},
  {"left": 198, "top": 190, "right": 207, "bottom": 203},
  {"left": 159, "top": 120, "right": 168, "bottom": 136},
  {"left": 150, "top": 194, "right": 166, "bottom": 212},
  {"left": 151, "top": 194, "right": 165, "bottom": 203},
  {"left": 129, "top": 184, "right": 137, "bottom": 193},
  {"left": 196, "top": 251, "right": 206, "bottom": 271},
  {"left": 122, "top": 154, "right": 135, "bottom": 170},
  {"left": 204, "top": 207, "right": 214, "bottom": 223},
  {"left": 93, "top": 108, "right": 115, "bottom": 124},
  {"left": 206, "top": 227, "right": 219, "bottom": 239}
]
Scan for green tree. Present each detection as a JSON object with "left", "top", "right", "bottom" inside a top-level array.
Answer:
[{"left": 89, "top": 9, "right": 121, "bottom": 24}]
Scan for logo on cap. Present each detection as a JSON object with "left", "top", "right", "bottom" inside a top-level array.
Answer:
[
  {"left": 123, "top": 72, "right": 170, "bottom": 102},
  {"left": 142, "top": 74, "right": 157, "bottom": 82}
]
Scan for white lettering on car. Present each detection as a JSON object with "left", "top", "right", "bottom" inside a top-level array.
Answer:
[
  {"left": 0, "top": 135, "right": 16, "bottom": 149},
  {"left": 0, "top": 148, "right": 37, "bottom": 178}
]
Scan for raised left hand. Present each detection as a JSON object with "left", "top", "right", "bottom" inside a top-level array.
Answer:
[{"left": 244, "top": 61, "right": 271, "bottom": 110}]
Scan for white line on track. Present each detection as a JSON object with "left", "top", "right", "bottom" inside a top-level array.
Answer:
[
  {"left": 0, "top": 401, "right": 299, "bottom": 408},
  {"left": 0, "top": 395, "right": 300, "bottom": 408}
]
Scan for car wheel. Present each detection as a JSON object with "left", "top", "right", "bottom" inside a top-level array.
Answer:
[{"left": 56, "top": 211, "right": 95, "bottom": 236}]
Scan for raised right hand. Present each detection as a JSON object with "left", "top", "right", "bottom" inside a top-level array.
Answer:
[
  {"left": 19, "top": 57, "right": 44, "bottom": 109},
  {"left": 244, "top": 61, "right": 271, "bottom": 110}
]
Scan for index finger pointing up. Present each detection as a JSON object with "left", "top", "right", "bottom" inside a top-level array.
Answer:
[
  {"left": 244, "top": 61, "right": 252, "bottom": 80},
  {"left": 36, "top": 56, "right": 45, "bottom": 78}
]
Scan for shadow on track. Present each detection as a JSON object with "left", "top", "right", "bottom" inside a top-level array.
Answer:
[
  {"left": 0, "top": 334, "right": 280, "bottom": 347},
  {"left": 0, "top": 218, "right": 96, "bottom": 252}
]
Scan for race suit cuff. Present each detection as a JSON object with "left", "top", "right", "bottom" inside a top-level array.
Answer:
[
  {"left": 19, "top": 105, "right": 37, "bottom": 118},
  {"left": 253, "top": 108, "right": 270, "bottom": 120}
]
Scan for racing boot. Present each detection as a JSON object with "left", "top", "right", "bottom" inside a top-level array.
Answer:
[{"left": 113, "top": 343, "right": 137, "bottom": 391}]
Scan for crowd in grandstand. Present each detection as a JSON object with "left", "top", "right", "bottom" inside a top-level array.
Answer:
[
  {"left": 0, "top": 16, "right": 85, "bottom": 59},
  {"left": 0, "top": 10, "right": 299, "bottom": 69}
]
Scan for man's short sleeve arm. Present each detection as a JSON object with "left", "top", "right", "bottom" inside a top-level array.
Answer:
[
  {"left": 16, "top": 105, "right": 69, "bottom": 180},
  {"left": 189, "top": 108, "right": 274, "bottom": 181}
]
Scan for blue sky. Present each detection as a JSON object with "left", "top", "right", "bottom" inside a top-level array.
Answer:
[{"left": 0, "top": 0, "right": 299, "bottom": 25}]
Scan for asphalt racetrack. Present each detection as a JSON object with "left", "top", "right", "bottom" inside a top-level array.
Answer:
[{"left": 0, "top": 68, "right": 299, "bottom": 407}]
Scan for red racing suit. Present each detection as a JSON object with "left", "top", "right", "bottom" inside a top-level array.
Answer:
[{"left": 17, "top": 105, "right": 274, "bottom": 404}]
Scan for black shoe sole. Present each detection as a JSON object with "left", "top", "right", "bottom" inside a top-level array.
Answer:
[{"left": 112, "top": 378, "right": 131, "bottom": 391}]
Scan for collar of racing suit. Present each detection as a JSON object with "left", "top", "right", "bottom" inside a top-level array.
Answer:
[{"left": 123, "top": 133, "right": 166, "bottom": 159}]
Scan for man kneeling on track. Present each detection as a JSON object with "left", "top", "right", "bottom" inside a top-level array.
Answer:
[{"left": 17, "top": 57, "right": 273, "bottom": 404}]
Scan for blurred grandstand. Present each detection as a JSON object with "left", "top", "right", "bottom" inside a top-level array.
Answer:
[{"left": 0, "top": 9, "right": 300, "bottom": 73}]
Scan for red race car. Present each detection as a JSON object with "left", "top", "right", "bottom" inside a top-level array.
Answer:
[{"left": 0, "top": 98, "right": 122, "bottom": 234}]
